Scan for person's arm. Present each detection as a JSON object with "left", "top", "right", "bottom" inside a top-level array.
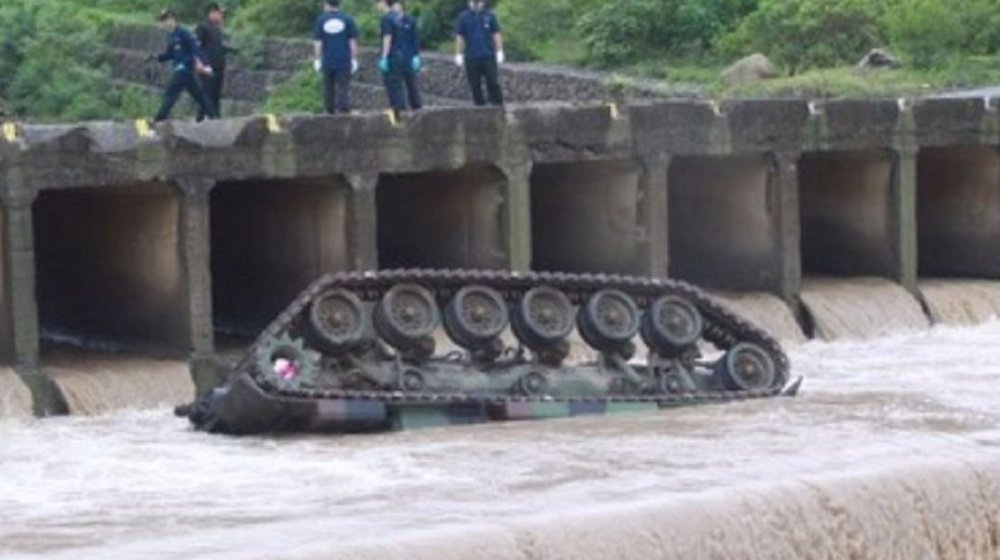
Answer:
[
  {"left": 195, "top": 23, "right": 210, "bottom": 49},
  {"left": 491, "top": 14, "right": 504, "bottom": 63},
  {"left": 453, "top": 14, "right": 465, "bottom": 66},
  {"left": 380, "top": 16, "right": 393, "bottom": 58},
  {"left": 156, "top": 36, "right": 173, "bottom": 63},
  {"left": 184, "top": 28, "right": 211, "bottom": 68},
  {"left": 349, "top": 19, "right": 359, "bottom": 63},
  {"left": 313, "top": 18, "right": 323, "bottom": 63}
]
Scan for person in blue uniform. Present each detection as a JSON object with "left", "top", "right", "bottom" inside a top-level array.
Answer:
[
  {"left": 376, "top": 0, "right": 423, "bottom": 117},
  {"left": 313, "top": 0, "right": 360, "bottom": 115},
  {"left": 453, "top": 0, "right": 504, "bottom": 107},
  {"left": 151, "top": 9, "right": 218, "bottom": 123}
]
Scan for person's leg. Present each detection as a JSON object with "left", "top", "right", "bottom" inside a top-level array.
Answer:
[
  {"left": 403, "top": 67, "right": 423, "bottom": 111},
  {"left": 335, "top": 70, "right": 351, "bottom": 114},
  {"left": 323, "top": 69, "right": 337, "bottom": 115},
  {"left": 185, "top": 72, "right": 218, "bottom": 120},
  {"left": 465, "top": 59, "right": 487, "bottom": 106},
  {"left": 382, "top": 61, "right": 405, "bottom": 114},
  {"left": 484, "top": 58, "right": 504, "bottom": 106},
  {"left": 154, "top": 72, "right": 186, "bottom": 122},
  {"left": 196, "top": 75, "right": 210, "bottom": 121},
  {"left": 212, "top": 69, "right": 225, "bottom": 118}
]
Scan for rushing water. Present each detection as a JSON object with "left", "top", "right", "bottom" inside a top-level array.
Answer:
[
  {"left": 801, "top": 277, "right": 931, "bottom": 340},
  {"left": 921, "top": 279, "right": 1000, "bottom": 326},
  {"left": 0, "top": 367, "right": 32, "bottom": 419},
  {"left": 713, "top": 291, "right": 806, "bottom": 344},
  {"left": 3, "top": 322, "right": 1000, "bottom": 560},
  {"left": 43, "top": 351, "right": 193, "bottom": 416}
]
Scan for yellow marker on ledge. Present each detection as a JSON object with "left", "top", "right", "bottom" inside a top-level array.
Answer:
[
  {"left": 2, "top": 122, "right": 20, "bottom": 142},
  {"left": 383, "top": 110, "right": 399, "bottom": 127},
  {"left": 134, "top": 119, "right": 154, "bottom": 139},
  {"left": 266, "top": 114, "right": 282, "bottom": 134},
  {"left": 607, "top": 103, "right": 620, "bottom": 120}
]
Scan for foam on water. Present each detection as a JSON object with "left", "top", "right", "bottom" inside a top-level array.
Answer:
[
  {"left": 44, "top": 352, "right": 194, "bottom": 415},
  {"left": 3, "top": 323, "right": 1000, "bottom": 559},
  {"left": 0, "top": 367, "right": 32, "bottom": 419},
  {"left": 712, "top": 291, "right": 806, "bottom": 344},
  {"left": 920, "top": 278, "right": 1000, "bottom": 326},
  {"left": 801, "top": 277, "right": 931, "bottom": 340}
]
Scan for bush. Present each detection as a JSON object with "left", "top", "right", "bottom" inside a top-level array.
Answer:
[
  {"left": 721, "top": 0, "right": 888, "bottom": 73},
  {"left": 494, "top": 0, "right": 580, "bottom": 62},
  {"left": 262, "top": 69, "right": 324, "bottom": 114},
  {"left": 0, "top": 0, "right": 118, "bottom": 121},
  {"left": 885, "top": 0, "right": 1000, "bottom": 68},
  {"left": 233, "top": 0, "right": 378, "bottom": 40},
  {"left": 577, "top": 0, "right": 757, "bottom": 67}
]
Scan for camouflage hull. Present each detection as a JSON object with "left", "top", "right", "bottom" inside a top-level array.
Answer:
[{"left": 183, "top": 270, "right": 796, "bottom": 436}]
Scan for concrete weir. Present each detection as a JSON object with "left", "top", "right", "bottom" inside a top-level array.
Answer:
[{"left": 1, "top": 97, "right": 999, "bottom": 413}]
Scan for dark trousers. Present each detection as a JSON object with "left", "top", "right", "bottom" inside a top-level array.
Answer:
[
  {"left": 323, "top": 69, "right": 352, "bottom": 115},
  {"left": 465, "top": 57, "right": 503, "bottom": 106},
  {"left": 382, "top": 56, "right": 423, "bottom": 113},
  {"left": 155, "top": 69, "right": 218, "bottom": 123},
  {"left": 198, "top": 68, "right": 225, "bottom": 120}
]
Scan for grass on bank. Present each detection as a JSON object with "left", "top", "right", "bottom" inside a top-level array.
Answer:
[{"left": 612, "top": 54, "right": 1000, "bottom": 99}]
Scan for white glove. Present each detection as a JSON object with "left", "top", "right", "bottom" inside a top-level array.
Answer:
[
  {"left": 496, "top": 51, "right": 505, "bottom": 65},
  {"left": 351, "top": 59, "right": 359, "bottom": 74},
  {"left": 313, "top": 59, "right": 322, "bottom": 73},
  {"left": 455, "top": 54, "right": 464, "bottom": 67}
]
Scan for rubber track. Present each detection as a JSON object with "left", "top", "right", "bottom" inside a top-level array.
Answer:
[{"left": 236, "top": 269, "right": 792, "bottom": 406}]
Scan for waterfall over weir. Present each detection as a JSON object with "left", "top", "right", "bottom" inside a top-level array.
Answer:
[
  {"left": 920, "top": 279, "right": 1000, "bottom": 326},
  {"left": 45, "top": 352, "right": 194, "bottom": 415},
  {"left": 0, "top": 368, "right": 32, "bottom": 419},
  {"left": 712, "top": 291, "right": 806, "bottom": 344},
  {"left": 800, "top": 277, "right": 931, "bottom": 340}
]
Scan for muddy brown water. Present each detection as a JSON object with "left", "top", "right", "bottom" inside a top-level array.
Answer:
[
  {"left": 801, "top": 277, "right": 932, "bottom": 340},
  {"left": 3, "top": 322, "right": 1000, "bottom": 560}
]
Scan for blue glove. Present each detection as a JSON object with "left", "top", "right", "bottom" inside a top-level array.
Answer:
[
  {"left": 378, "top": 57, "right": 390, "bottom": 73},
  {"left": 411, "top": 56, "right": 423, "bottom": 73}
]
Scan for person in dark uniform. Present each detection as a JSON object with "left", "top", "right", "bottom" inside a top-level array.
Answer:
[
  {"left": 453, "top": 0, "right": 504, "bottom": 106},
  {"left": 151, "top": 9, "right": 218, "bottom": 122},
  {"left": 376, "top": 0, "right": 423, "bottom": 117},
  {"left": 195, "top": 3, "right": 234, "bottom": 120},
  {"left": 313, "top": 0, "right": 360, "bottom": 115}
]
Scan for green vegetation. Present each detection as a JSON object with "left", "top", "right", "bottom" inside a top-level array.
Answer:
[{"left": 5, "top": 0, "right": 1000, "bottom": 121}]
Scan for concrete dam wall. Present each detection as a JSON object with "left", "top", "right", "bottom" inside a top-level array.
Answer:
[{"left": 2, "top": 96, "right": 1000, "bottom": 413}]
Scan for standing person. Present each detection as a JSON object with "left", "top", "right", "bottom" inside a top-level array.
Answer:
[
  {"left": 376, "top": 0, "right": 423, "bottom": 117},
  {"left": 151, "top": 9, "right": 219, "bottom": 122},
  {"left": 195, "top": 2, "right": 234, "bottom": 120},
  {"left": 453, "top": 0, "right": 504, "bottom": 107},
  {"left": 313, "top": 0, "right": 360, "bottom": 115}
]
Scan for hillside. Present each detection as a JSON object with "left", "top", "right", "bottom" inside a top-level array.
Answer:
[{"left": 4, "top": 0, "right": 1000, "bottom": 122}]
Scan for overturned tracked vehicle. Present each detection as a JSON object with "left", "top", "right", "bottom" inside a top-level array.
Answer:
[{"left": 183, "top": 270, "right": 797, "bottom": 435}]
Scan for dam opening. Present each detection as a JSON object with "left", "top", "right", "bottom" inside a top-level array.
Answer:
[
  {"left": 917, "top": 147, "right": 1000, "bottom": 325},
  {"left": 530, "top": 160, "right": 644, "bottom": 274},
  {"left": 376, "top": 165, "right": 507, "bottom": 270},
  {"left": 32, "top": 186, "right": 193, "bottom": 414},
  {"left": 798, "top": 149, "right": 928, "bottom": 339},
  {"left": 210, "top": 177, "right": 353, "bottom": 339}
]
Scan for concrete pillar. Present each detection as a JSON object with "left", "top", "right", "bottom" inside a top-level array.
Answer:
[
  {"left": 769, "top": 152, "right": 803, "bottom": 305},
  {"left": 638, "top": 156, "right": 670, "bottom": 279},
  {"left": 0, "top": 188, "right": 50, "bottom": 413},
  {"left": 176, "top": 179, "right": 215, "bottom": 356},
  {"left": 346, "top": 173, "right": 379, "bottom": 272},
  {"left": 500, "top": 161, "right": 533, "bottom": 273},
  {"left": 891, "top": 147, "right": 919, "bottom": 293}
]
